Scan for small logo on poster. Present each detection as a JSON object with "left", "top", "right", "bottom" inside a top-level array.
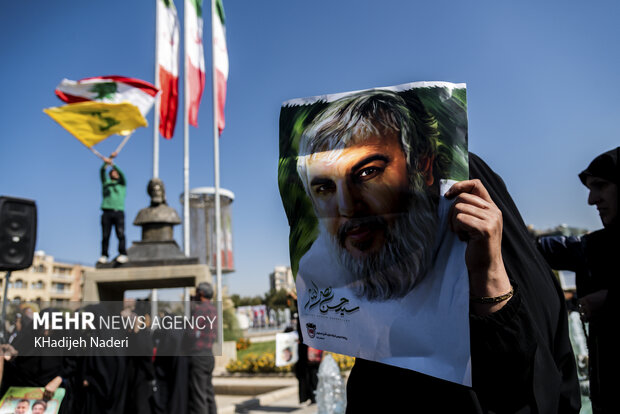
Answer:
[{"left": 306, "top": 323, "right": 316, "bottom": 338}]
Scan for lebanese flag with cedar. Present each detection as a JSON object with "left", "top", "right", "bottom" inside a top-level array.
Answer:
[
  {"left": 157, "top": 0, "right": 180, "bottom": 139},
  {"left": 55, "top": 76, "right": 159, "bottom": 117}
]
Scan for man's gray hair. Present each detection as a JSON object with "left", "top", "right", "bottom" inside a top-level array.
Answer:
[{"left": 297, "top": 89, "right": 436, "bottom": 194}]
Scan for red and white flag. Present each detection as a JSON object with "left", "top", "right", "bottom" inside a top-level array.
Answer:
[
  {"left": 55, "top": 76, "right": 159, "bottom": 117},
  {"left": 213, "top": 0, "right": 228, "bottom": 136},
  {"left": 157, "top": 0, "right": 180, "bottom": 139},
  {"left": 186, "top": 0, "right": 205, "bottom": 127}
]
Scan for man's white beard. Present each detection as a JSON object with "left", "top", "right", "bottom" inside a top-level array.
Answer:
[{"left": 327, "top": 188, "right": 438, "bottom": 301}]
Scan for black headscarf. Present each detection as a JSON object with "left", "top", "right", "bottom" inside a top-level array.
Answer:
[
  {"left": 345, "top": 153, "right": 580, "bottom": 413},
  {"left": 578, "top": 147, "right": 620, "bottom": 187},
  {"left": 579, "top": 147, "right": 620, "bottom": 235}
]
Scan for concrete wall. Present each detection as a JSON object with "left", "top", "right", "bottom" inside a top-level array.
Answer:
[{"left": 83, "top": 264, "right": 212, "bottom": 301}]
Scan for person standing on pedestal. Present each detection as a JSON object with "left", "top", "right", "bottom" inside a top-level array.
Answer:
[{"left": 98, "top": 154, "right": 128, "bottom": 264}]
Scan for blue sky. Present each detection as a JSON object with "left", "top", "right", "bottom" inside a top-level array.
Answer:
[{"left": 1, "top": 0, "right": 618, "bottom": 296}]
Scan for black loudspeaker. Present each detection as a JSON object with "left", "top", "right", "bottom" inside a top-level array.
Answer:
[{"left": 0, "top": 196, "right": 37, "bottom": 271}]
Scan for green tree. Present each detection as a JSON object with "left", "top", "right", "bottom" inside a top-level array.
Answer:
[
  {"left": 264, "top": 288, "right": 290, "bottom": 310},
  {"left": 232, "top": 294, "right": 265, "bottom": 307},
  {"left": 223, "top": 304, "right": 242, "bottom": 341},
  {"left": 230, "top": 294, "right": 241, "bottom": 307}
]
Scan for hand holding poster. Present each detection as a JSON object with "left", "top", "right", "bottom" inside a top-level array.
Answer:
[{"left": 278, "top": 81, "right": 471, "bottom": 385}]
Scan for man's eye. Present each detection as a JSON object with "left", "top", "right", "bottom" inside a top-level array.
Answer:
[
  {"left": 314, "top": 183, "right": 335, "bottom": 194},
  {"left": 357, "top": 167, "right": 380, "bottom": 180}
]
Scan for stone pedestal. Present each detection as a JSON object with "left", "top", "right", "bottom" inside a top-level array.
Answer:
[
  {"left": 83, "top": 264, "right": 212, "bottom": 301},
  {"left": 215, "top": 340, "right": 238, "bottom": 373}
]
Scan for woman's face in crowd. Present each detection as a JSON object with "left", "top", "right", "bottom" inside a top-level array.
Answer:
[{"left": 586, "top": 176, "right": 618, "bottom": 227}]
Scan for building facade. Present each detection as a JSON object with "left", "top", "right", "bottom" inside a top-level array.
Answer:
[
  {"left": 0, "top": 251, "right": 91, "bottom": 305},
  {"left": 269, "top": 265, "right": 295, "bottom": 293}
]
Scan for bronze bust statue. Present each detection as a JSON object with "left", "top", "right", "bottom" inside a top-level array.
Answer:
[{"left": 133, "top": 178, "right": 181, "bottom": 242}]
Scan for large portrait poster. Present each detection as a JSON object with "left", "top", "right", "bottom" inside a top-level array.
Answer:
[{"left": 278, "top": 81, "right": 471, "bottom": 385}]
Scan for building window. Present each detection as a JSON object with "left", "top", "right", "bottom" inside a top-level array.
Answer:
[
  {"left": 32, "top": 281, "right": 44, "bottom": 290},
  {"left": 52, "top": 299, "right": 69, "bottom": 307},
  {"left": 14, "top": 280, "right": 24, "bottom": 289}
]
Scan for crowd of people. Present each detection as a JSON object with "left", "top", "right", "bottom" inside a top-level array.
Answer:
[
  {"left": 3, "top": 150, "right": 614, "bottom": 413},
  {"left": 0, "top": 283, "right": 218, "bottom": 414},
  {"left": 2, "top": 114, "right": 617, "bottom": 413}
]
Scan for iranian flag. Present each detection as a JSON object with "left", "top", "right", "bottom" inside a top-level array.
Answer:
[
  {"left": 55, "top": 76, "right": 159, "bottom": 117},
  {"left": 157, "top": 0, "right": 180, "bottom": 139},
  {"left": 213, "top": 0, "right": 228, "bottom": 136},
  {"left": 186, "top": 0, "right": 205, "bottom": 127}
]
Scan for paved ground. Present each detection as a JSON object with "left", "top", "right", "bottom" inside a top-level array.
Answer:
[
  {"left": 216, "top": 389, "right": 317, "bottom": 414},
  {"left": 214, "top": 376, "right": 318, "bottom": 414},
  {"left": 236, "top": 393, "right": 317, "bottom": 414}
]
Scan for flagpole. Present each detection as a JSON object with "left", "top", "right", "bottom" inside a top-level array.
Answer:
[
  {"left": 112, "top": 131, "right": 134, "bottom": 157},
  {"left": 183, "top": 0, "right": 191, "bottom": 256},
  {"left": 211, "top": 0, "right": 223, "bottom": 348},
  {"left": 153, "top": 0, "right": 161, "bottom": 179},
  {"left": 87, "top": 145, "right": 106, "bottom": 162}
]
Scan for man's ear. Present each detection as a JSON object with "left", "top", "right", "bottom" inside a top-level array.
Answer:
[{"left": 420, "top": 156, "right": 434, "bottom": 186}]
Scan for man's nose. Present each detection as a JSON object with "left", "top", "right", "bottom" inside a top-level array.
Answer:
[{"left": 337, "top": 182, "right": 357, "bottom": 217}]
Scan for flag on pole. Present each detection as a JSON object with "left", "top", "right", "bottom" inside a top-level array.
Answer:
[
  {"left": 44, "top": 102, "right": 147, "bottom": 148},
  {"left": 213, "top": 0, "right": 228, "bottom": 136},
  {"left": 55, "top": 76, "right": 159, "bottom": 117},
  {"left": 186, "top": 0, "right": 205, "bottom": 127},
  {"left": 157, "top": 0, "right": 180, "bottom": 139}
]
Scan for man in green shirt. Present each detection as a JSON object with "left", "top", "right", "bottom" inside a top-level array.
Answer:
[{"left": 98, "top": 157, "right": 128, "bottom": 264}]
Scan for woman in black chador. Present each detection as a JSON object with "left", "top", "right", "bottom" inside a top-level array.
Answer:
[
  {"left": 346, "top": 154, "right": 581, "bottom": 413},
  {"left": 539, "top": 147, "right": 620, "bottom": 414}
]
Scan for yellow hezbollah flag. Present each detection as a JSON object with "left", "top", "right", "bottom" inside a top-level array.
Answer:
[{"left": 44, "top": 101, "right": 148, "bottom": 147}]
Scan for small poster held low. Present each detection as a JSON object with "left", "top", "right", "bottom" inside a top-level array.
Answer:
[
  {"left": 275, "top": 331, "right": 299, "bottom": 367},
  {"left": 0, "top": 387, "right": 65, "bottom": 413}
]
